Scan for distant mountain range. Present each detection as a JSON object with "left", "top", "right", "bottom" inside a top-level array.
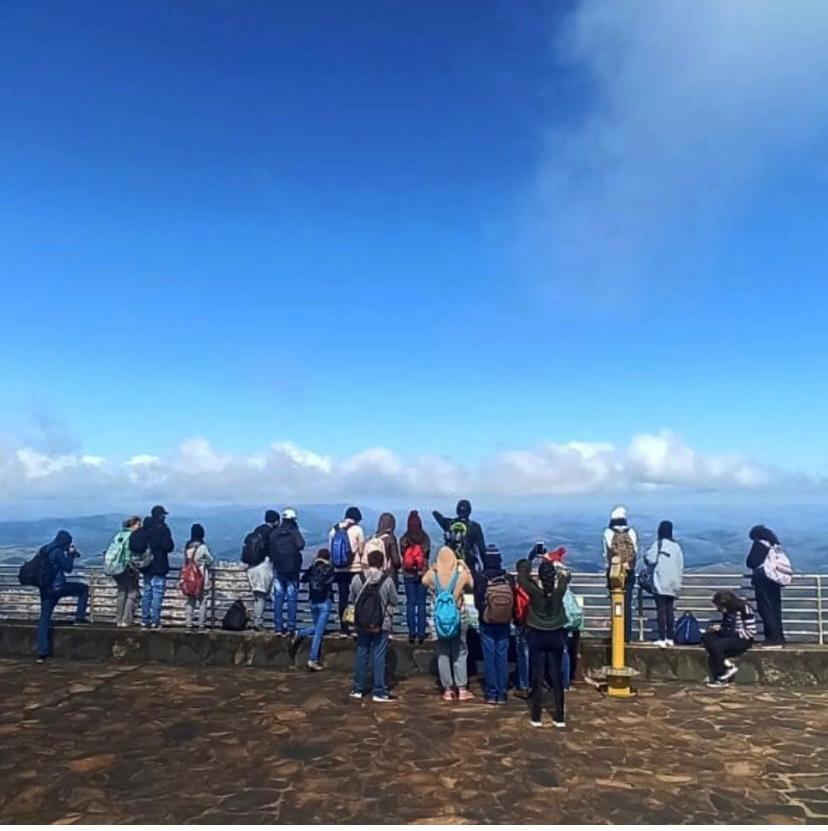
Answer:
[{"left": 1, "top": 503, "right": 826, "bottom": 572}]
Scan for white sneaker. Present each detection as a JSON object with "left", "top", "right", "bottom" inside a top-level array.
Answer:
[
  {"left": 665, "top": 639, "right": 675, "bottom": 647},
  {"left": 724, "top": 658, "right": 735, "bottom": 669},
  {"left": 553, "top": 720, "right": 566, "bottom": 729},
  {"left": 655, "top": 639, "right": 667, "bottom": 648},
  {"left": 530, "top": 720, "right": 544, "bottom": 728},
  {"left": 349, "top": 691, "right": 363, "bottom": 700},
  {"left": 720, "top": 664, "right": 739, "bottom": 682}
]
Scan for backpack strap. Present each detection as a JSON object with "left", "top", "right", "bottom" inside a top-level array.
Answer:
[
  {"left": 447, "top": 568, "right": 460, "bottom": 594},
  {"left": 432, "top": 568, "right": 442, "bottom": 593}
]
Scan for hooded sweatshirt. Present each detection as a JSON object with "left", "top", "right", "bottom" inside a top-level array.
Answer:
[
  {"left": 348, "top": 566, "right": 398, "bottom": 632},
  {"left": 43, "top": 530, "right": 77, "bottom": 592},
  {"left": 374, "top": 512, "right": 401, "bottom": 579},
  {"left": 643, "top": 521, "right": 684, "bottom": 598},
  {"left": 270, "top": 519, "right": 306, "bottom": 577},
  {"left": 516, "top": 558, "right": 570, "bottom": 631},
  {"left": 399, "top": 510, "right": 431, "bottom": 581}
]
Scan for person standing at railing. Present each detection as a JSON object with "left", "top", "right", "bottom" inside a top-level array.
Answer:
[
  {"left": 103, "top": 515, "right": 142, "bottom": 628},
  {"left": 602, "top": 506, "right": 638, "bottom": 643},
  {"left": 293, "top": 548, "right": 336, "bottom": 670},
  {"left": 270, "top": 508, "right": 305, "bottom": 636},
  {"left": 746, "top": 525, "right": 786, "bottom": 649},
  {"left": 36, "top": 530, "right": 89, "bottom": 662},
  {"left": 642, "top": 520, "right": 684, "bottom": 647},
  {"left": 399, "top": 510, "right": 431, "bottom": 645},
  {"left": 182, "top": 524, "right": 215, "bottom": 632},
  {"left": 140, "top": 505, "right": 175, "bottom": 629},
  {"left": 329, "top": 507, "right": 366, "bottom": 637},
  {"left": 245, "top": 510, "right": 278, "bottom": 632}
]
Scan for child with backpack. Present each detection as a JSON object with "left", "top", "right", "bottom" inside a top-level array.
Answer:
[
  {"left": 422, "top": 546, "right": 475, "bottom": 702},
  {"left": 181, "top": 524, "right": 215, "bottom": 632},
  {"left": 348, "top": 549, "right": 399, "bottom": 702},
  {"left": 399, "top": 510, "right": 431, "bottom": 645},
  {"left": 294, "top": 548, "right": 336, "bottom": 670},
  {"left": 703, "top": 590, "right": 756, "bottom": 688},
  {"left": 104, "top": 516, "right": 142, "bottom": 627},
  {"left": 473, "top": 545, "right": 515, "bottom": 705},
  {"left": 602, "top": 506, "right": 638, "bottom": 643}
]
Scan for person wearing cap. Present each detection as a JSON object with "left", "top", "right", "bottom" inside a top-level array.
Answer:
[
  {"left": 270, "top": 507, "right": 305, "bottom": 635},
  {"left": 140, "top": 505, "right": 175, "bottom": 629},
  {"left": 432, "top": 499, "right": 487, "bottom": 577},
  {"left": 602, "top": 505, "right": 638, "bottom": 643},
  {"left": 329, "top": 506, "right": 366, "bottom": 636}
]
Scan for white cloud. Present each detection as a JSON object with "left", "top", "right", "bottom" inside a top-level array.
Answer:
[
  {"left": 527, "top": 0, "right": 828, "bottom": 297},
  {"left": 0, "top": 431, "right": 781, "bottom": 508}
]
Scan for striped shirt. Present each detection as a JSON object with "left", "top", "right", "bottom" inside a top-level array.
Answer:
[{"left": 722, "top": 604, "right": 756, "bottom": 640}]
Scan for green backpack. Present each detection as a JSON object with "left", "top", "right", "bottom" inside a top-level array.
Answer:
[
  {"left": 103, "top": 530, "right": 132, "bottom": 577},
  {"left": 563, "top": 589, "right": 584, "bottom": 631}
]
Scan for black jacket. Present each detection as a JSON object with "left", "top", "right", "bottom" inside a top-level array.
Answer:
[
  {"left": 269, "top": 521, "right": 305, "bottom": 577},
  {"left": 252, "top": 523, "right": 275, "bottom": 560},
  {"left": 301, "top": 559, "right": 336, "bottom": 602},
  {"left": 473, "top": 566, "right": 515, "bottom": 617},
  {"left": 432, "top": 511, "right": 486, "bottom": 568},
  {"left": 144, "top": 519, "right": 174, "bottom": 577}
]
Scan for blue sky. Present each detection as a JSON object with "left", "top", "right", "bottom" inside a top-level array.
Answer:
[{"left": 1, "top": 0, "right": 827, "bottom": 511}]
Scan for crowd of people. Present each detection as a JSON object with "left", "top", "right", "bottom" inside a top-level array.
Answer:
[{"left": 23, "top": 499, "right": 794, "bottom": 727}]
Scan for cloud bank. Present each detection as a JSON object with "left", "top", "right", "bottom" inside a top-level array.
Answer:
[
  {"left": 528, "top": 0, "right": 828, "bottom": 297},
  {"left": 0, "top": 431, "right": 778, "bottom": 510}
]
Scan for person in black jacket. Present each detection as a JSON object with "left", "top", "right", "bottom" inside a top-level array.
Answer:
[
  {"left": 432, "top": 499, "right": 486, "bottom": 577},
  {"left": 746, "top": 525, "right": 785, "bottom": 647},
  {"left": 294, "top": 549, "right": 336, "bottom": 670},
  {"left": 140, "top": 505, "right": 175, "bottom": 629},
  {"left": 270, "top": 508, "right": 305, "bottom": 635}
]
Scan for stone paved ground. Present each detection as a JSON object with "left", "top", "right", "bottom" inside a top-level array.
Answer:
[{"left": 1, "top": 658, "right": 826, "bottom": 824}]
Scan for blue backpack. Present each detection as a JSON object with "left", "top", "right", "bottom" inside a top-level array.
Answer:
[
  {"left": 330, "top": 526, "right": 352, "bottom": 569},
  {"left": 433, "top": 569, "right": 461, "bottom": 640},
  {"left": 674, "top": 611, "right": 702, "bottom": 645}
]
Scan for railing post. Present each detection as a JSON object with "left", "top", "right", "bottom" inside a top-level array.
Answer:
[
  {"left": 817, "top": 575, "right": 824, "bottom": 646},
  {"left": 89, "top": 573, "right": 96, "bottom": 623}
]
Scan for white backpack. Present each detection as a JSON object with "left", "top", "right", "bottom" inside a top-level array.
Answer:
[
  {"left": 762, "top": 542, "right": 793, "bottom": 586},
  {"left": 363, "top": 534, "right": 389, "bottom": 569}
]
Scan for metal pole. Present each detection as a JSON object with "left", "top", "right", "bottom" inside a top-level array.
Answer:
[{"left": 816, "top": 575, "right": 824, "bottom": 646}]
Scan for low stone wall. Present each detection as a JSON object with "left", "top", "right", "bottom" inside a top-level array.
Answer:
[{"left": 3, "top": 622, "right": 827, "bottom": 686}]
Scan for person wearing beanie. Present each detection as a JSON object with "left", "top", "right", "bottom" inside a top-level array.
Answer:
[
  {"left": 245, "top": 510, "right": 279, "bottom": 632},
  {"left": 746, "top": 524, "right": 785, "bottom": 647},
  {"left": 140, "top": 506, "right": 175, "bottom": 629},
  {"left": 183, "top": 523, "right": 215, "bottom": 632},
  {"left": 432, "top": 499, "right": 487, "bottom": 577},
  {"left": 517, "top": 556, "right": 570, "bottom": 728},
  {"left": 329, "top": 506, "right": 366, "bottom": 636},
  {"left": 602, "top": 505, "right": 639, "bottom": 644},
  {"left": 473, "top": 544, "right": 515, "bottom": 704},
  {"left": 642, "top": 520, "right": 684, "bottom": 647},
  {"left": 399, "top": 510, "right": 431, "bottom": 644}
]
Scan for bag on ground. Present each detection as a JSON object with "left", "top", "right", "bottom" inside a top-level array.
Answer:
[
  {"left": 330, "top": 526, "right": 352, "bottom": 569},
  {"left": 674, "top": 611, "right": 702, "bottom": 645},
  {"left": 354, "top": 574, "right": 388, "bottom": 634},
  {"left": 222, "top": 599, "right": 249, "bottom": 631},
  {"left": 762, "top": 543, "right": 793, "bottom": 587},
  {"left": 483, "top": 576, "right": 514, "bottom": 624},
  {"left": 433, "top": 569, "right": 461, "bottom": 639}
]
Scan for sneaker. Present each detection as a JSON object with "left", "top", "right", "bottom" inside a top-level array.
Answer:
[
  {"left": 441, "top": 690, "right": 456, "bottom": 702},
  {"left": 723, "top": 658, "right": 735, "bottom": 669},
  {"left": 553, "top": 720, "right": 566, "bottom": 728},
  {"left": 36, "top": 656, "right": 47, "bottom": 664},
  {"left": 372, "top": 694, "right": 397, "bottom": 703},
  {"left": 457, "top": 689, "right": 475, "bottom": 702},
  {"left": 349, "top": 690, "right": 363, "bottom": 700},
  {"left": 408, "top": 635, "right": 416, "bottom": 645},
  {"left": 116, "top": 622, "right": 129, "bottom": 629},
  {"left": 497, "top": 697, "right": 508, "bottom": 706},
  {"left": 307, "top": 660, "right": 324, "bottom": 671},
  {"left": 719, "top": 664, "right": 739, "bottom": 682},
  {"left": 655, "top": 639, "right": 666, "bottom": 648},
  {"left": 707, "top": 680, "right": 730, "bottom": 689},
  {"left": 151, "top": 623, "right": 162, "bottom": 629},
  {"left": 140, "top": 623, "right": 149, "bottom": 630},
  {"left": 484, "top": 698, "right": 499, "bottom": 706},
  {"left": 665, "top": 639, "right": 675, "bottom": 647},
  {"left": 530, "top": 720, "right": 544, "bottom": 728}
]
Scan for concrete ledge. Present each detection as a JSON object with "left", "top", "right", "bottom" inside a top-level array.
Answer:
[{"left": 2, "top": 621, "right": 826, "bottom": 686}]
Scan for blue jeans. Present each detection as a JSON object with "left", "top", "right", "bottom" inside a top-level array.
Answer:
[
  {"left": 37, "top": 582, "right": 89, "bottom": 658},
  {"left": 403, "top": 579, "right": 427, "bottom": 638},
  {"left": 141, "top": 574, "right": 167, "bottom": 626},
  {"left": 480, "top": 623, "right": 510, "bottom": 700},
  {"left": 297, "top": 598, "right": 332, "bottom": 662},
  {"left": 352, "top": 631, "right": 389, "bottom": 697},
  {"left": 515, "top": 626, "right": 530, "bottom": 690},
  {"left": 273, "top": 575, "right": 299, "bottom": 633}
]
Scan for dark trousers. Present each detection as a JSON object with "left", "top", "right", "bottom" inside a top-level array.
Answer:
[
  {"left": 702, "top": 630, "right": 751, "bottom": 679},
  {"left": 655, "top": 594, "right": 675, "bottom": 641},
  {"left": 528, "top": 628, "right": 566, "bottom": 723},
  {"left": 334, "top": 571, "right": 354, "bottom": 633},
  {"left": 753, "top": 572, "right": 785, "bottom": 644},
  {"left": 37, "top": 582, "right": 89, "bottom": 658}
]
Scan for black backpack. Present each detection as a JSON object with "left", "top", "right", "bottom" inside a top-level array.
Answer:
[
  {"left": 241, "top": 531, "right": 266, "bottom": 566},
  {"left": 354, "top": 574, "right": 388, "bottom": 634},
  {"left": 18, "top": 547, "right": 50, "bottom": 588},
  {"left": 129, "top": 525, "right": 149, "bottom": 554},
  {"left": 307, "top": 562, "right": 331, "bottom": 600},
  {"left": 222, "top": 599, "right": 249, "bottom": 631}
]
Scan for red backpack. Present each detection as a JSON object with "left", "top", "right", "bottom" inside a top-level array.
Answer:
[
  {"left": 514, "top": 585, "right": 531, "bottom": 627},
  {"left": 179, "top": 544, "right": 205, "bottom": 598},
  {"left": 402, "top": 542, "right": 426, "bottom": 574}
]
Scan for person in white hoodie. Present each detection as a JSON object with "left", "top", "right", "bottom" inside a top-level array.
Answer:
[
  {"left": 329, "top": 506, "right": 366, "bottom": 637},
  {"left": 642, "top": 520, "right": 684, "bottom": 647},
  {"left": 602, "top": 506, "right": 639, "bottom": 643}
]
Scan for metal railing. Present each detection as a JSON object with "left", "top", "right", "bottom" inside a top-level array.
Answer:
[{"left": 0, "top": 564, "right": 825, "bottom": 643}]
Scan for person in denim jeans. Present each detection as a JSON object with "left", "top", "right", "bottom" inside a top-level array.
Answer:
[
  {"left": 270, "top": 508, "right": 305, "bottom": 634},
  {"left": 36, "top": 530, "right": 89, "bottom": 661},
  {"left": 293, "top": 549, "right": 336, "bottom": 670},
  {"left": 399, "top": 511, "right": 431, "bottom": 645},
  {"left": 349, "top": 549, "right": 398, "bottom": 702},
  {"left": 139, "top": 506, "right": 174, "bottom": 629}
]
